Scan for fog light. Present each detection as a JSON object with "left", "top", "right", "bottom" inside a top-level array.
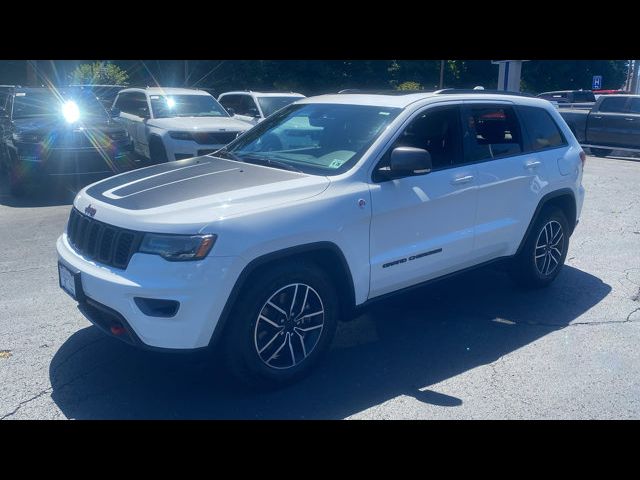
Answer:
[{"left": 134, "top": 297, "right": 180, "bottom": 318}]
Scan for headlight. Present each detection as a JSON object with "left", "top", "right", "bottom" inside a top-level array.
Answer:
[
  {"left": 62, "top": 100, "right": 80, "bottom": 123},
  {"left": 168, "top": 131, "right": 193, "bottom": 140},
  {"left": 12, "top": 132, "right": 43, "bottom": 143},
  {"left": 139, "top": 233, "right": 216, "bottom": 261}
]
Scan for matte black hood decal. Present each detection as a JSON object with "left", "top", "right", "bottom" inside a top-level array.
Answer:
[{"left": 85, "top": 156, "right": 305, "bottom": 210}]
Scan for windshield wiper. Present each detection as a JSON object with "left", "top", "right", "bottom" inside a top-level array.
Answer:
[
  {"left": 215, "top": 148, "right": 243, "bottom": 161},
  {"left": 240, "top": 154, "right": 304, "bottom": 173},
  {"left": 215, "top": 150, "right": 303, "bottom": 173}
]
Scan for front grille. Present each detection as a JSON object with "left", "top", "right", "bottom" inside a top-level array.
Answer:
[
  {"left": 192, "top": 131, "right": 240, "bottom": 145},
  {"left": 67, "top": 208, "right": 142, "bottom": 269}
]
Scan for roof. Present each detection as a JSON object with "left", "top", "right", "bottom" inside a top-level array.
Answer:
[
  {"left": 297, "top": 90, "right": 544, "bottom": 109},
  {"left": 119, "top": 87, "right": 212, "bottom": 96},
  {"left": 537, "top": 90, "right": 593, "bottom": 95},
  {"left": 219, "top": 91, "right": 305, "bottom": 97}
]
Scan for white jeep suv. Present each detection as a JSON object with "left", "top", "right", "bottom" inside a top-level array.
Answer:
[
  {"left": 111, "top": 87, "right": 251, "bottom": 162},
  {"left": 218, "top": 91, "right": 305, "bottom": 124},
  {"left": 57, "top": 89, "right": 585, "bottom": 387}
]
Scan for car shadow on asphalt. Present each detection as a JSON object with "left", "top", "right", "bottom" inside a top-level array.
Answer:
[
  {"left": 0, "top": 153, "right": 151, "bottom": 208},
  {"left": 0, "top": 173, "right": 77, "bottom": 208},
  {"left": 49, "top": 264, "right": 611, "bottom": 419}
]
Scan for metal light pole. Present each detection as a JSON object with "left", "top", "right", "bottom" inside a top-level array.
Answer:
[
  {"left": 631, "top": 60, "right": 639, "bottom": 94},
  {"left": 439, "top": 60, "right": 445, "bottom": 89}
]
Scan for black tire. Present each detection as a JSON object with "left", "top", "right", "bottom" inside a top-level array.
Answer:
[
  {"left": 0, "top": 144, "right": 8, "bottom": 175},
  {"left": 590, "top": 147, "right": 612, "bottom": 157},
  {"left": 9, "top": 166, "right": 28, "bottom": 197},
  {"left": 223, "top": 260, "right": 339, "bottom": 390},
  {"left": 510, "top": 206, "right": 569, "bottom": 289},
  {"left": 149, "top": 137, "right": 169, "bottom": 163}
]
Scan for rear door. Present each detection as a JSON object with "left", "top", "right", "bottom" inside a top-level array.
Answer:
[
  {"left": 463, "top": 102, "right": 550, "bottom": 260},
  {"left": 587, "top": 96, "right": 630, "bottom": 146}
]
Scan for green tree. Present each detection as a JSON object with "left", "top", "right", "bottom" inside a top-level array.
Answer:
[{"left": 70, "top": 62, "right": 129, "bottom": 85}]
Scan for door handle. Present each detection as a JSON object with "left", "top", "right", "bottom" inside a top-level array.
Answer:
[
  {"left": 625, "top": 117, "right": 635, "bottom": 121},
  {"left": 524, "top": 160, "right": 542, "bottom": 169},
  {"left": 451, "top": 175, "right": 474, "bottom": 185},
  {"left": 592, "top": 115, "right": 602, "bottom": 119}
]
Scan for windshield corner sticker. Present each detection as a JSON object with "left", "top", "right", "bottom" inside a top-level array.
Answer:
[
  {"left": 329, "top": 159, "right": 346, "bottom": 169},
  {"left": 382, "top": 248, "right": 443, "bottom": 269}
]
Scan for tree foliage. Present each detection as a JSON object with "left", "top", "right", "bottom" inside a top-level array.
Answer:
[
  {"left": 46, "top": 60, "right": 630, "bottom": 95},
  {"left": 70, "top": 62, "right": 129, "bottom": 85}
]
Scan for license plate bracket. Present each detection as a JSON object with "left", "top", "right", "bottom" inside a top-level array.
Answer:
[{"left": 58, "top": 262, "right": 86, "bottom": 303}]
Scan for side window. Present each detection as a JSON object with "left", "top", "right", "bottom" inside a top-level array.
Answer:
[
  {"left": 463, "top": 105, "right": 523, "bottom": 162},
  {"left": 390, "top": 105, "right": 463, "bottom": 170},
  {"left": 113, "top": 92, "right": 129, "bottom": 112},
  {"left": 235, "top": 95, "right": 259, "bottom": 116},
  {"left": 518, "top": 106, "right": 567, "bottom": 151},
  {"left": 219, "top": 94, "right": 240, "bottom": 113},
  {"left": 130, "top": 93, "right": 150, "bottom": 118},
  {"left": 599, "top": 97, "right": 627, "bottom": 113},
  {"left": 627, "top": 98, "right": 640, "bottom": 114}
]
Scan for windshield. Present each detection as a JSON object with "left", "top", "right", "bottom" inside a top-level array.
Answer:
[
  {"left": 257, "top": 96, "right": 303, "bottom": 117},
  {"left": 12, "top": 90, "right": 108, "bottom": 120},
  {"left": 219, "top": 103, "right": 401, "bottom": 175},
  {"left": 149, "top": 94, "right": 229, "bottom": 118}
]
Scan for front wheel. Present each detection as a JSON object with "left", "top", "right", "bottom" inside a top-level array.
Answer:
[
  {"left": 590, "top": 147, "right": 612, "bottom": 157},
  {"left": 510, "top": 206, "right": 569, "bottom": 288},
  {"left": 223, "top": 261, "right": 339, "bottom": 389},
  {"left": 149, "top": 138, "right": 169, "bottom": 163}
]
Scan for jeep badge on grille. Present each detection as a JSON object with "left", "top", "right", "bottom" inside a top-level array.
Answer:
[{"left": 84, "top": 204, "right": 97, "bottom": 217}]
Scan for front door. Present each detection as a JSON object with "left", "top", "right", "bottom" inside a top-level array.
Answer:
[{"left": 368, "top": 104, "right": 478, "bottom": 298}]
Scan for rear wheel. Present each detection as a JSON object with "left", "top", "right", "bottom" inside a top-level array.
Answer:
[
  {"left": 223, "top": 260, "right": 339, "bottom": 390},
  {"left": 590, "top": 147, "right": 612, "bottom": 157},
  {"left": 510, "top": 206, "right": 569, "bottom": 288},
  {"left": 149, "top": 137, "right": 169, "bottom": 163},
  {"left": 9, "top": 165, "right": 28, "bottom": 197}
]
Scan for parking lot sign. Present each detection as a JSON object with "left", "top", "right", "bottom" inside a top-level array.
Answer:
[{"left": 592, "top": 75, "right": 603, "bottom": 89}]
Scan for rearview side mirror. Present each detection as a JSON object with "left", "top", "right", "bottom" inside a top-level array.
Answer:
[
  {"left": 110, "top": 107, "right": 120, "bottom": 118},
  {"left": 378, "top": 147, "right": 432, "bottom": 180},
  {"left": 226, "top": 107, "right": 235, "bottom": 116},
  {"left": 0, "top": 107, "right": 7, "bottom": 118}
]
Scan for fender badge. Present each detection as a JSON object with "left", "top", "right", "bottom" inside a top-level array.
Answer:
[{"left": 84, "top": 204, "right": 97, "bottom": 217}]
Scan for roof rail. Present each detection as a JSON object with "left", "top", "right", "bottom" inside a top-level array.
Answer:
[{"left": 435, "top": 88, "right": 535, "bottom": 98}]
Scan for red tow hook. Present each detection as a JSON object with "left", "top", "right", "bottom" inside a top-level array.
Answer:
[{"left": 110, "top": 324, "right": 126, "bottom": 336}]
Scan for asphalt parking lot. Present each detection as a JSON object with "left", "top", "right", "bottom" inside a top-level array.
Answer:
[{"left": 1, "top": 154, "right": 639, "bottom": 419}]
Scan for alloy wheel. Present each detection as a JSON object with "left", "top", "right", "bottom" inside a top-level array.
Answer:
[{"left": 254, "top": 283, "right": 325, "bottom": 370}]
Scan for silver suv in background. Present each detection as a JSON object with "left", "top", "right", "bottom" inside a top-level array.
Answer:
[{"left": 218, "top": 91, "right": 305, "bottom": 124}]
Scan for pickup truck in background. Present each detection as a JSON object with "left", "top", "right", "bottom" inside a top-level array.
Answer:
[
  {"left": 559, "top": 94, "right": 640, "bottom": 157},
  {"left": 537, "top": 90, "right": 596, "bottom": 110}
]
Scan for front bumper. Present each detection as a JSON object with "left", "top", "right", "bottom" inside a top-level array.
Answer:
[{"left": 57, "top": 233, "right": 245, "bottom": 350}]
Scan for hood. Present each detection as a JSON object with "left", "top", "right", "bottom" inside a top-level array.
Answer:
[
  {"left": 146, "top": 116, "right": 251, "bottom": 132},
  {"left": 75, "top": 156, "right": 330, "bottom": 233}
]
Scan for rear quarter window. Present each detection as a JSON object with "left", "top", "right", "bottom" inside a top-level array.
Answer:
[{"left": 518, "top": 106, "right": 567, "bottom": 152}]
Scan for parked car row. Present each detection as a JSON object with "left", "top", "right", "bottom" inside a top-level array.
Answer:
[{"left": 0, "top": 84, "right": 306, "bottom": 196}]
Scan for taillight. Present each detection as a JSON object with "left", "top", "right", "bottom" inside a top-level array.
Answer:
[{"left": 579, "top": 150, "right": 586, "bottom": 166}]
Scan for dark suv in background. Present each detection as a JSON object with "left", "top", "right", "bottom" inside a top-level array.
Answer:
[
  {"left": 68, "top": 84, "right": 126, "bottom": 110},
  {"left": 0, "top": 87, "right": 134, "bottom": 196}
]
